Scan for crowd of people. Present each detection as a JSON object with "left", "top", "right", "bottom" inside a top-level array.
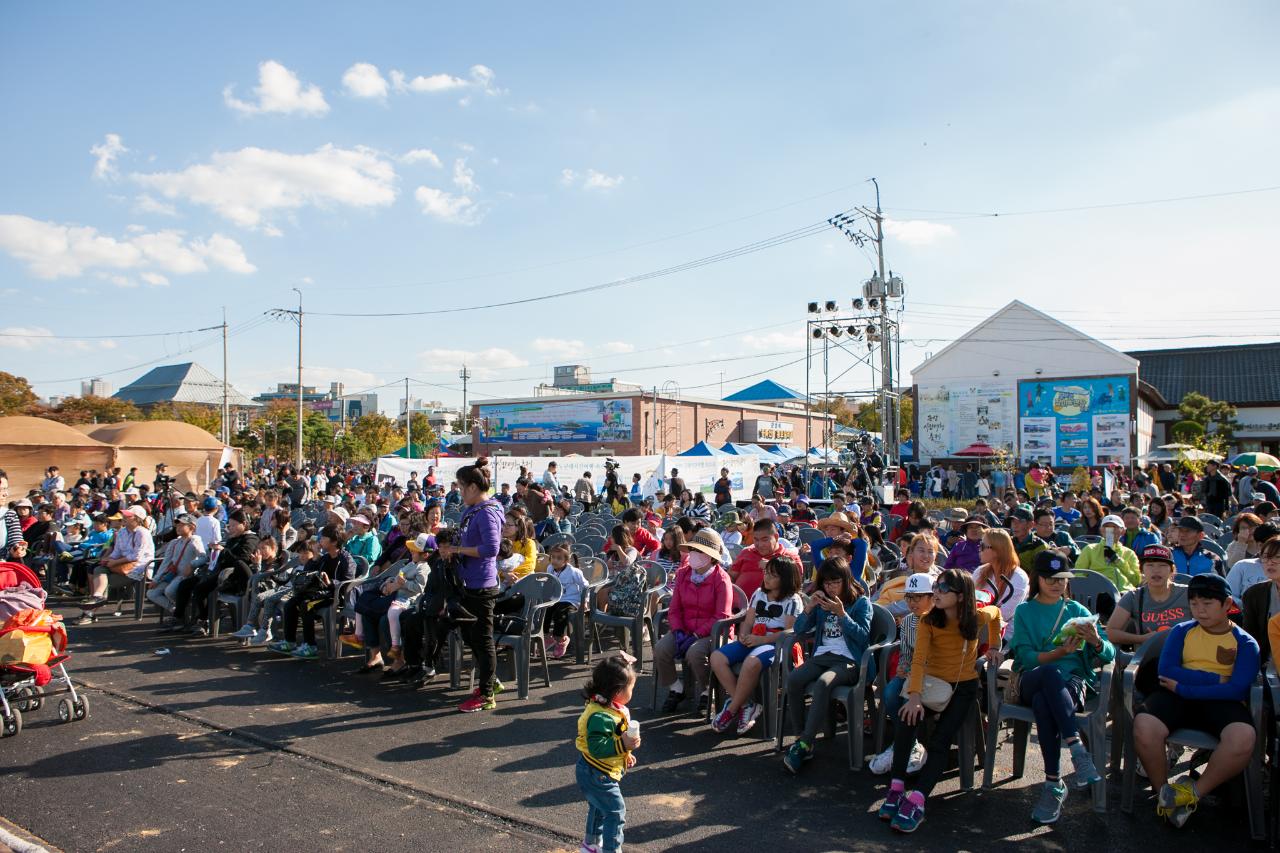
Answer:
[{"left": 3, "top": 450, "right": 1279, "bottom": 851}]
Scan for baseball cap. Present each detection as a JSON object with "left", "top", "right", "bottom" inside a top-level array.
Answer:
[
  {"left": 405, "top": 533, "right": 433, "bottom": 553},
  {"left": 175, "top": 513, "right": 198, "bottom": 526},
  {"left": 1175, "top": 516, "right": 1205, "bottom": 533},
  {"left": 331, "top": 507, "right": 350, "bottom": 523},
  {"left": 949, "top": 507, "right": 969, "bottom": 522},
  {"left": 1139, "top": 544, "right": 1175, "bottom": 565},
  {"left": 349, "top": 512, "right": 373, "bottom": 527},
  {"left": 201, "top": 496, "right": 219, "bottom": 511},
  {"left": 1009, "top": 507, "right": 1033, "bottom": 522},
  {"left": 795, "top": 496, "right": 809, "bottom": 504},
  {"left": 1033, "top": 551, "right": 1074, "bottom": 578},
  {"left": 125, "top": 505, "right": 148, "bottom": 520},
  {"left": 1186, "top": 573, "right": 1230, "bottom": 602},
  {"left": 776, "top": 504, "right": 791, "bottom": 516},
  {"left": 904, "top": 573, "right": 934, "bottom": 595},
  {"left": 1100, "top": 514, "right": 1124, "bottom": 528}
]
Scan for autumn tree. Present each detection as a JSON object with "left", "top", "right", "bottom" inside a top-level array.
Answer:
[
  {"left": 148, "top": 402, "right": 222, "bottom": 438},
  {"left": 0, "top": 372, "right": 38, "bottom": 415},
  {"left": 48, "top": 395, "right": 142, "bottom": 425},
  {"left": 403, "top": 412, "right": 439, "bottom": 454},
  {"left": 349, "top": 412, "right": 401, "bottom": 459}
]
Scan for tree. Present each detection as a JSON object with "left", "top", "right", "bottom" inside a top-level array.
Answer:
[
  {"left": 0, "top": 372, "right": 38, "bottom": 416},
  {"left": 302, "top": 411, "right": 335, "bottom": 461},
  {"left": 403, "top": 412, "right": 439, "bottom": 453},
  {"left": 349, "top": 412, "right": 401, "bottom": 459},
  {"left": 1177, "top": 391, "right": 1239, "bottom": 442},
  {"left": 814, "top": 396, "right": 859, "bottom": 428},
  {"left": 852, "top": 392, "right": 913, "bottom": 442},
  {"left": 48, "top": 395, "right": 141, "bottom": 425},
  {"left": 148, "top": 402, "right": 221, "bottom": 438},
  {"left": 247, "top": 399, "right": 299, "bottom": 460}
]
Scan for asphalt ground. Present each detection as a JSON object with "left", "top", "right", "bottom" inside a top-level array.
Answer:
[{"left": 1, "top": 606, "right": 1269, "bottom": 852}]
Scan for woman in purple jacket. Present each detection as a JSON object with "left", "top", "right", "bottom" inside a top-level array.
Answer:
[{"left": 437, "top": 458, "right": 506, "bottom": 713}]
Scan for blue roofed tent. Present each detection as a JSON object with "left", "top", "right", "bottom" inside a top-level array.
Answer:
[
  {"left": 720, "top": 442, "right": 784, "bottom": 461},
  {"left": 677, "top": 441, "right": 728, "bottom": 456},
  {"left": 771, "top": 446, "right": 807, "bottom": 460},
  {"left": 721, "top": 379, "right": 807, "bottom": 404},
  {"left": 899, "top": 439, "right": 915, "bottom": 462}
]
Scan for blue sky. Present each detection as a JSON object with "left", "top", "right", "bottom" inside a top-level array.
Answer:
[{"left": 2, "top": 2, "right": 1277, "bottom": 415}]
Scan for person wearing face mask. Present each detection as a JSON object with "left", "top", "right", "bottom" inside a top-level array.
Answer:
[
  {"left": 655, "top": 528, "right": 735, "bottom": 715},
  {"left": 1074, "top": 514, "right": 1140, "bottom": 592}
]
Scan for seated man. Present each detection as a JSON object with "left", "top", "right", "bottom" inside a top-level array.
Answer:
[{"left": 1132, "top": 573, "right": 1259, "bottom": 829}]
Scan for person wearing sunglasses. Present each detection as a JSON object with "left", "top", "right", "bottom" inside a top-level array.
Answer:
[
  {"left": 709, "top": 555, "right": 803, "bottom": 736},
  {"left": 972, "top": 528, "right": 1029, "bottom": 626},
  {"left": 1009, "top": 552, "right": 1114, "bottom": 824},
  {"left": 877, "top": 569, "right": 1001, "bottom": 833}
]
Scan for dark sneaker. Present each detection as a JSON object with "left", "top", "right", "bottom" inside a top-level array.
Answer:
[
  {"left": 890, "top": 796, "right": 924, "bottom": 833},
  {"left": 661, "top": 691, "right": 688, "bottom": 714},
  {"left": 696, "top": 693, "right": 709, "bottom": 715},
  {"left": 877, "top": 787, "right": 903, "bottom": 821},
  {"left": 783, "top": 740, "right": 813, "bottom": 775}
]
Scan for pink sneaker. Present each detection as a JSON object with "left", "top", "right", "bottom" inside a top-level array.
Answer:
[{"left": 552, "top": 636, "right": 570, "bottom": 659}]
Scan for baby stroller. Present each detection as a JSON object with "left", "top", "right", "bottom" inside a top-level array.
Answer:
[{"left": 0, "top": 561, "right": 89, "bottom": 737}]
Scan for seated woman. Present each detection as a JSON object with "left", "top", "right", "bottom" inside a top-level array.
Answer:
[
  {"left": 1105, "top": 544, "right": 1189, "bottom": 647},
  {"left": 655, "top": 529, "right": 734, "bottom": 715},
  {"left": 709, "top": 554, "right": 802, "bottom": 735},
  {"left": 782, "top": 557, "right": 872, "bottom": 772},
  {"left": 875, "top": 568, "right": 1001, "bottom": 834},
  {"left": 971, "top": 528, "right": 1029, "bottom": 628},
  {"left": 655, "top": 527, "right": 685, "bottom": 590},
  {"left": 1008, "top": 552, "right": 1114, "bottom": 825}
]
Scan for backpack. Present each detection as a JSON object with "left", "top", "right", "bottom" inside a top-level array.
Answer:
[{"left": 607, "top": 564, "right": 648, "bottom": 617}]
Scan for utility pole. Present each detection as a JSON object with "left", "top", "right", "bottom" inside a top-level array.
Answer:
[
  {"left": 870, "top": 178, "right": 896, "bottom": 468},
  {"left": 405, "top": 376, "right": 412, "bottom": 459},
  {"left": 221, "top": 307, "right": 229, "bottom": 445},
  {"left": 459, "top": 365, "right": 471, "bottom": 438},
  {"left": 271, "top": 293, "right": 305, "bottom": 468}
]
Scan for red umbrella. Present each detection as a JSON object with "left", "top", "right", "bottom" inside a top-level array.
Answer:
[{"left": 955, "top": 442, "right": 997, "bottom": 457}]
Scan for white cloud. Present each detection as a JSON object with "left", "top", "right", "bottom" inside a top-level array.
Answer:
[
  {"left": 742, "top": 330, "right": 805, "bottom": 351},
  {"left": 133, "top": 194, "right": 177, "bottom": 216},
  {"left": 418, "top": 347, "right": 526, "bottom": 379},
  {"left": 561, "top": 168, "right": 625, "bottom": 191},
  {"left": 224, "top": 60, "right": 329, "bottom": 117},
  {"left": 90, "top": 133, "right": 128, "bottom": 180},
  {"left": 600, "top": 341, "right": 635, "bottom": 354},
  {"left": 414, "top": 186, "right": 478, "bottom": 225},
  {"left": 882, "top": 218, "right": 956, "bottom": 246},
  {"left": 583, "top": 170, "right": 624, "bottom": 191},
  {"left": 387, "top": 64, "right": 503, "bottom": 97},
  {"left": 401, "top": 148, "right": 442, "bottom": 168},
  {"left": 133, "top": 144, "right": 398, "bottom": 230},
  {"left": 0, "top": 214, "right": 256, "bottom": 279},
  {"left": 0, "top": 326, "right": 116, "bottom": 352},
  {"left": 392, "top": 70, "right": 468, "bottom": 94},
  {"left": 452, "top": 158, "right": 476, "bottom": 192},
  {"left": 341, "top": 62, "right": 388, "bottom": 100},
  {"left": 141, "top": 272, "right": 169, "bottom": 286},
  {"left": 532, "top": 338, "right": 586, "bottom": 359}
]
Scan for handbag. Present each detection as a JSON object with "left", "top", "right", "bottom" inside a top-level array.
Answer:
[
  {"left": 1003, "top": 600, "right": 1067, "bottom": 704},
  {"left": 920, "top": 638, "right": 968, "bottom": 712}
]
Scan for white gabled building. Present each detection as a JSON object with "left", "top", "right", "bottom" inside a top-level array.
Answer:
[{"left": 910, "top": 300, "right": 1150, "bottom": 468}]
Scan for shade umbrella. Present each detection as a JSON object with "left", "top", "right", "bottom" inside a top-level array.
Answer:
[
  {"left": 1158, "top": 442, "right": 1195, "bottom": 451},
  {"left": 1230, "top": 452, "right": 1280, "bottom": 471},
  {"left": 955, "top": 442, "right": 997, "bottom": 457}
]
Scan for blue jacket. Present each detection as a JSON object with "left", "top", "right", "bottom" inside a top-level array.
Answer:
[
  {"left": 793, "top": 595, "right": 872, "bottom": 668},
  {"left": 1159, "top": 620, "right": 1259, "bottom": 702},
  {"left": 1172, "top": 545, "right": 1224, "bottom": 577},
  {"left": 1122, "top": 527, "right": 1160, "bottom": 554}
]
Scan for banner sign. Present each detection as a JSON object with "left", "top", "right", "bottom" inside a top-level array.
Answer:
[
  {"left": 916, "top": 382, "right": 1017, "bottom": 463},
  {"left": 476, "top": 399, "right": 633, "bottom": 444},
  {"left": 374, "top": 453, "right": 762, "bottom": 502},
  {"left": 741, "top": 419, "right": 794, "bottom": 444},
  {"left": 1018, "top": 376, "right": 1132, "bottom": 467}
]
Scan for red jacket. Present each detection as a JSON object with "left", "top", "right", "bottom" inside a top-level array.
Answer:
[
  {"left": 669, "top": 564, "right": 734, "bottom": 637},
  {"left": 632, "top": 526, "right": 660, "bottom": 558},
  {"left": 730, "top": 546, "right": 803, "bottom": 598}
]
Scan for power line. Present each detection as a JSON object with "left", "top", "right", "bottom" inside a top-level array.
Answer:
[
  {"left": 306, "top": 216, "right": 842, "bottom": 318},
  {"left": 0, "top": 324, "right": 224, "bottom": 341},
  {"left": 309, "top": 180, "right": 874, "bottom": 293}
]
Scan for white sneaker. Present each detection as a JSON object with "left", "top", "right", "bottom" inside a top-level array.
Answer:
[
  {"left": 230, "top": 624, "right": 255, "bottom": 639},
  {"left": 907, "top": 742, "right": 927, "bottom": 774},
  {"left": 868, "top": 745, "right": 895, "bottom": 775},
  {"left": 249, "top": 628, "right": 271, "bottom": 646}
]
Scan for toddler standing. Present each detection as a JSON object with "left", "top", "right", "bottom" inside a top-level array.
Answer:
[{"left": 575, "top": 654, "right": 640, "bottom": 853}]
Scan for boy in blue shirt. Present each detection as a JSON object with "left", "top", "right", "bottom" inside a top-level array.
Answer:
[
  {"left": 1132, "top": 573, "right": 1258, "bottom": 828},
  {"left": 1052, "top": 491, "right": 1082, "bottom": 526}
]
